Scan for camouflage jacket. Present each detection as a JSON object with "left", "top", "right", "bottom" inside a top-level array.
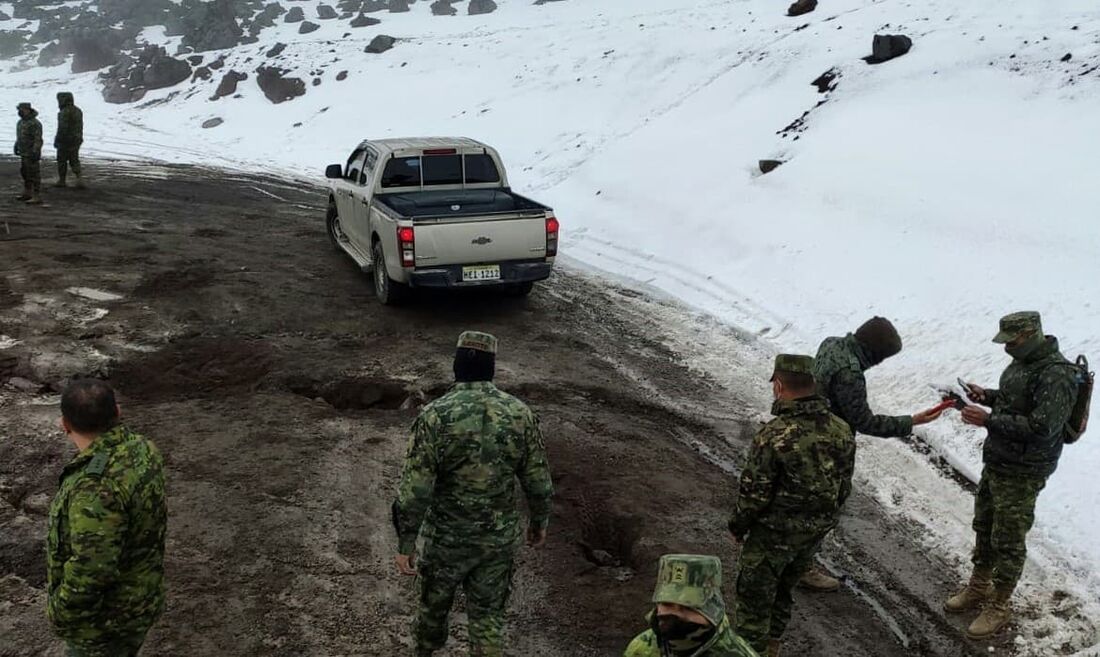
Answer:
[
  {"left": 624, "top": 616, "right": 760, "bottom": 657},
  {"left": 728, "top": 396, "right": 856, "bottom": 540},
  {"left": 983, "top": 337, "right": 1078, "bottom": 477},
  {"left": 15, "top": 113, "right": 43, "bottom": 159},
  {"left": 47, "top": 426, "right": 167, "bottom": 645},
  {"left": 393, "top": 381, "right": 554, "bottom": 554},
  {"left": 55, "top": 94, "right": 84, "bottom": 148},
  {"left": 814, "top": 334, "right": 912, "bottom": 438}
]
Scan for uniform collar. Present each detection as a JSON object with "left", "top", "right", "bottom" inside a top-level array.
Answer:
[
  {"left": 771, "top": 395, "right": 830, "bottom": 417},
  {"left": 451, "top": 381, "right": 497, "bottom": 392},
  {"left": 844, "top": 333, "right": 873, "bottom": 370},
  {"left": 61, "top": 425, "right": 129, "bottom": 478}
]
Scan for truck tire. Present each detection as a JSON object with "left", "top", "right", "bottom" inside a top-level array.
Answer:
[
  {"left": 372, "top": 241, "right": 408, "bottom": 305},
  {"left": 326, "top": 202, "right": 342, "bottom": 253}
]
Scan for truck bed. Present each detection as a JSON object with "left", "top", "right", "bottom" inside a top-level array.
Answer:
[{"left": 375, "top": 189, "right": 550, "bottom": 220}]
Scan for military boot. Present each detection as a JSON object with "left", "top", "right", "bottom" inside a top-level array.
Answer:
[
  {"left": 52, "top": 174, "right": 67, "bottom": 188},
  {"left": 798, "top": 565, "right": 840, "bottom": 592},
  {"left": 74, "top": 174, "right": 86, "bottom": 189},
  {"left": 966, "top": 587, "right": 1013, "bottom": 640},
  {"left": 15, "top": 183, "right": 32, "bottom": 201},
  {"left": 767, "top": 639, "right": 782, "bottom": 657},
  {"left": 25, "top": 191, "right": 43, "bottom": 205},
  {"left": 944, "top": 569, "right": 993, "bottom": 613}
]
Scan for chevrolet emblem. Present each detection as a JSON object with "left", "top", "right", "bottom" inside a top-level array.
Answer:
[{"left": 471, "top": 236, "right": 492, "bottom": 245}]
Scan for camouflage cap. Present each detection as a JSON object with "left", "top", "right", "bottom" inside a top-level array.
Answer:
[
  {"left": 651, "top": 554, "right": 726, "bottom": 626},
  {"left": 992, "top": 311, "right": 1042, "bottom": 344},
  {"left": 16, "top": 102, "right": 32, "bottom": 111},
  {"left": 769, "top": 354, "right": 815, "bottom": 381},
  {"left": 456, "top": 331, "right": 498, "bottom": 355}
]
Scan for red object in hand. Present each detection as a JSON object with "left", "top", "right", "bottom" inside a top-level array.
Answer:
[{"left": 928, "top": 399, "right": 957, "bottom": 414}]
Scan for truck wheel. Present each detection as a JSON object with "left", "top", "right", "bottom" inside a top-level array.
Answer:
[
  {"left": 326, "top": 202, "right": 342, "bottom": 253},
  {"left": 372, "top": 241, "right": 408, "bottom": 305}
]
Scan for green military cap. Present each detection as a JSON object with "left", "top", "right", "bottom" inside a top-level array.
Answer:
[
  {"left": 456, "top": 330, "right": 498, "bottom": 354},
  {"left": 16, "top": 102, "right": 32, "bottom": 111},
  {"left": 652, "top": 554, "right": 726, "bottom": 626},
  {"left": 769, "top": 353, "right": 815, "bottom": 381},
  {"left": 992, "top": 311, "right": 1042, "bottom": 344}
]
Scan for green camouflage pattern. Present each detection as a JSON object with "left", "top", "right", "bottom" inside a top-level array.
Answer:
[
  {"left": 415, "top": 542, "right": 514, "bottom": 655},
  {"left": 813, "top": 334, "right": 913, "bottom": 437},
  {"left": 15, "top": 107, "right": 42, "bottom": 159},
  {"left": 651, "top": 554, "right": 726, "bottom": 626},
  {"left": 992, "top": 311, "right": 1042, "bottom": 344},
  {"left": 983, "top": 336, "right": 1077, "bottom": 477},
  {"left": 971, "top": 467, "right": 1047, "bottom": 591},
  {"left": 728, "top": 396, "right": 855, "bottom": 540},
  {"left": 55, "top": 93, "right": 84, "bottom": 148},
  {"left": 770, "top": 354, "right": 814, "bottom": 379},
  {"left": 734, "top": 527, "right": 821, "bottom": 653},
  {"left": 47, "top": 426, "right": 167, "bottom": 650},
  {"left": 457, "top": 330, "right": 498, "bottom": 354},
  {"left": 624, "top": 615, "right": 760, "bottom": 657}
]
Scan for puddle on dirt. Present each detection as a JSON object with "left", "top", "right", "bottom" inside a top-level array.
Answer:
[
  {"left": 287, "top": 376, "right": 413, "bottom": 411},
  {"left": 66, "top": 287, "right": 123, "bottom": 302}
]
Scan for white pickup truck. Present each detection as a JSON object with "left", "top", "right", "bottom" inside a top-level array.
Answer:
[{"left": 323, "top": 137, "right": 559, "bottom": 304}]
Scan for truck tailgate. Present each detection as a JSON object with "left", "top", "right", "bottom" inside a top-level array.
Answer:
[{"left": 414, "top": 215, "right": 547, "bottom": 267}]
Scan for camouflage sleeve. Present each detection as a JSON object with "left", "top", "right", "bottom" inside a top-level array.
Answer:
[
  {"left": 393, "top": 412, "right": 440, "bottom": 555},
  {"left": 518, "top": 410, "right": 553, "bottom": 530},
  {"left": 987, "top": 366, "right": 1077, "bottom": 444},
  {"left": 47, "top": 481, "right": 126, "bottom": 636},
  {"left": 833, "top": 369, "right": 913, "bottom": 438},
  {"left": 983, "top": 387, "right": 1001, "bottom": 406},
  {"left": 623, "top": 630, "right": 656, "bottom": 656},
  {"left": 836, "top": 438, "right": 856, "bottom": 509},
  {"left": 728, "top": 425, "right": 779, "bottom": 540},
  {"left": 31, "top": 121, "right": 42, "bottom": 156}
]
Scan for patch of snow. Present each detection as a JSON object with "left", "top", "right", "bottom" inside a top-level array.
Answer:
[
  {"left": 66, "top": 287, "right": 123, "bottom": 302},
  {"left": 0, "top": 335, "right": 22, "bottom": 349}
]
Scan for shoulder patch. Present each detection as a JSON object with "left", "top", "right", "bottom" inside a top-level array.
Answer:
[{"left": 85, "top": 452, "right": 109, "bottom": 477}]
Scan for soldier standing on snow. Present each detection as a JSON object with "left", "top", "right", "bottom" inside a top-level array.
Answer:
[
  {"left": 14, "top": 102, "right": 43, "bottom": 205},
  {"left": 947, "top": 311, "right": 1079, "bottom": 639},
  {"left": 803, "top": 316, "right": 945, "bottom": 591},
  {"left": 392, "top": 331, "right": 554, "bottom": 657},
  {"left": 54, "top": 92, "right": 85, "bottom": 189},
  {"left": 728, "top": 355, "right": 855, "bottom": 657}
]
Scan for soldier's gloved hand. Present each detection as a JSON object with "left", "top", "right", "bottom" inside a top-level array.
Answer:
[{"left": 395, "top": 553, "right": 417, "bottom": 576}]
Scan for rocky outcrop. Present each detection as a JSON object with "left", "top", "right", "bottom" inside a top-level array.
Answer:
[
  {"left": 178, "top": 0, "right": 245, "bottom": 52},
  {"left": 468, "top": 0, "right": 497, "bottom": 15},
  {"left": 317, "top": 4, "right": 338, "bottom": 19},
  {"left": 866, "top": 34, "right": 913, "bottom": 64},
  {"left": 100, "top": 45, "right": 192, "bottom": 104},
  {"left": 430, "top": 1, "right": 456, "bottom": 16},
  {"left": 284, "top": 6, "right": 305, "bottom": 22},
  {"left": 211, "top": 69, "right": 248, "bottom": 99},
  {"left": 350, "top": 13, "right": 380, "bottom": 27},
  {"left": 37, "top": 41, "right": 66, "bottom": 66},
  {"left": 298, "top": 20, "right": 320, "bottom": 34},
  {"left": 365, "top": 34, "right": 395, "bottom": 53},
  {"left": 255, "top": 65, "right": 306, "bottom": 103}
]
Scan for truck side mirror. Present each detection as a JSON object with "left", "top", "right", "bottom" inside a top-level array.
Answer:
[{"left": 325, "top": 164, "right": 343, "bottom": 179}]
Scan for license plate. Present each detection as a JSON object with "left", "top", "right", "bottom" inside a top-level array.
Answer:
[{"left": 462, "top": 265, "right": 501, "bottom": 282}]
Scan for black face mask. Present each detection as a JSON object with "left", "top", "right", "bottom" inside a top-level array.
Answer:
[
  {"left": 656, "top": 615, "right": 714, "bottom": 653},
  {"left": 1005, "top": 333, "right": 1044, "bottom": 361}
]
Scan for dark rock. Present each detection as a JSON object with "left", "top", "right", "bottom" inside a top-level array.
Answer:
[
  {"left": 284, "top": 6, "right": 305, "bottom": 22},
  {"left": 866, "top": 34, "right": 913, "bottom": 64},
  {"left": 37, "top": 40, "right": 66, "bottom": 66},
  {"left": 209, "top": 56, "right": 226, "bottom": 70},
  {"left": 249, "top": 2, "right": 284, "bottom": 33},
  {"left": 69, "top": 36, "right": 122, "bottom": 72},
  {"left": 759, "top": 159, "right": 784, "bottom": 174},
  {"left": 1061, "top": 53, "right": 1072, "bottom": 62},
  {"left": 298, "top": 20, "right": 320, "bottom": 34},
  {"left": 362, "top": 0, "right": 388, "bottom": 11},
  {"left": 388, "top": 0, "right": 409, "bottom": 13},
  {"left": 255, "top": 65, "right": 306, "bottom": 103},
  {"left": 177, "top": 0, "right": 245, "bottom": 52},
  {"left": 312, "top": 76, "right": 321, "bottom": 86},
  {"left": 533, "top": 0, "right": 566, "bottom": 4},
  {"left": 787, "top": 0, "right": 816, "bottom": 17},
  {"left": 811, "top": 67, "right": 839, "bottom": 93},
  {"left": 0, "top": 30, "right": 28, "bottom": 59},
  {"left": 365, "top": 34, "right": 395, "bottom": 53},
  {"left": 102, "top": 79, "right": 145, "bottom": 104},
  {"left": 192, "top": 65, "right": 212, "bottom": 81},
  {"left": 202, "top": 117, "right": 224, "bottom": 128},
  {"left": 0, "top": 11, "right": 10, "bottom": 21},
  {"left": 350, "top": 13, "right": 380, "bottom": 27},
  {"left": 336, "top": 69, "right": 348, "bottom": 80},
  {"left": 211, "top": 69, "right": 247, "bottom": 99},
  {"left": 468, "top": 0, "right": 497, "bottom": 14},
  {"left": 187, "top": 54, "right": 204, "bottom": 65},
  {"left": 317, "top": 4, "right": 338, "bottom": 19},
  {"left": 96, "top": 0, "right": 175, "bottom": 27},
  {"left": 431, "top": 0, "right": 456, "bottom": 16},
  {"left": 267, "top": 42, "right": 287, "bottom": 57}
]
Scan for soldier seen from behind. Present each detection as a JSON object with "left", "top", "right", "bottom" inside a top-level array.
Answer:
[
  {"left": 804, "top": 316, "right": 945, "bottom": 590},
  {"left": 392, "top": 331, "right": 554, "bottom": 657},
  {"left": 14, "top": 101, "right": 43, "bottom": 205},
  {"left": 624, "top": 554, "right": 759, "bottom": 657},
  {"left": 54, "top": 92, "right": 85, "bottom": 189},
  {"left": 948, "top": 312, "right": 1080, "bottom": 639},
  {"left": 49, "top": 379, "right": 168, "bottom": 656},
  {"left": 728, "top": 355, "right": 856, "bottom": 657}
]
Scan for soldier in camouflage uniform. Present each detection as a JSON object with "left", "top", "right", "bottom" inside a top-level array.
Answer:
[
  {"left": 805, "top": 316, "right": 944, "bottom": 590},
  {"left": 728, "top": 355, "right": 856, "bottom": 657},
  {"left": 392, "top": 331, "right": 554, "bottom": 657},
  {"left": 48, "top": 379, "right": 167, "bottom": 656},
  {"left": 54, "top": 92, "right": 85, "bottom": 188},
  {"left": 14, "top": 102, "right": 43, "bottom": 204},
  {"left": 947, "top": 312, "right": 1078, "bottom": 640},
  {"left": 624, "top": 554, "right": 759, "bottom": 657}
]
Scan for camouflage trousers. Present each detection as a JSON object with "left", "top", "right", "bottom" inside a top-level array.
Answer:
[
  {"left": 415, "top": 541, "right": 516, "bottom": 656},
  {"left": 734, "top": 527, "right": 825, "bottom": 653},
  {"left": 66, "top": 632, "right": 146, "bottom": 657},
  {"left": 972, "top": 467, "right": 1048, "bottom": 591},
  {"left": 20, "top": 157, "right": 41, "bottom": 192},
  {"left": 57, "top": 145, "right": 82, "bottom": 180}
]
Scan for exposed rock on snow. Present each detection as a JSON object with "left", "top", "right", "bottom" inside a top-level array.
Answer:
[
  {"left": 336, "top": 69, "right": 348, "bottom": 80},
  {"left": 350, "top": 13, "right": 380, "bottom": 27},
  {"left": 298, "top": 20, "right": 320, "bottom": 34},
  {"left": 37, "top": 41, "right": 66, "bottom": 67},
  {"left": 202, "top": 117, "right": 224, "bottom": 128},
  {"left": 431, "top": 1, "right": 456, "bottom": 16},
  {"left": 211, "top": 70, "right": 248, "bottom": 99},
  {"left": 284, "top": 6, "right": 305, "bottom": 22},
  {"left": 811, "top": 67, "right": 839, "bottom": 93},
  {"left": 866, "top": 34, "right": 913, "bottom": 64},
  {"left": 365, "top": 34, "right": 396, "bottom": 53},
  {"left": 317, "top": 4, "right": 338, "bottom": 19},
  {"left": 266, "top": 42, "right": 287, "bottom": 57},
  {"left": 787, "top": 0, "right": 817, "bottom": 17},
  {"left": 388, "top": 0, "right": 410, "bottom": 14},
  {"left": 468, "top": 0, "right": 497, "bottom": 15},
  {"left": 255, "top": 65, "right": 306, "bottom": 103},
  {"left": 758, "top": 159, "right": 784, "bottom": 174}
]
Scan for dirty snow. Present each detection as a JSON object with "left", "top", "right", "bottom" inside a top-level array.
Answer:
[
  {"left": 2, "top": 0, "right": 1098, "bottom": 652},
  {"left": 66, "top": 287, "right": 123, "bottom": 302}
]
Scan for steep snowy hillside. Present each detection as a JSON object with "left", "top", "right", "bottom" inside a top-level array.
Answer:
[{"left": 2, "top": 0, "right": 1099, "bottom": 653}]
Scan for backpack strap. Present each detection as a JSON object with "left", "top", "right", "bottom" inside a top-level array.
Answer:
[{"left": 84, "top": 452, "right": 110, "bottom": 478}]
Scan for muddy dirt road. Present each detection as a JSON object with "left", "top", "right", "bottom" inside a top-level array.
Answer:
[{"left": 0, "top": 161, "right": 987, "bottom": 656}]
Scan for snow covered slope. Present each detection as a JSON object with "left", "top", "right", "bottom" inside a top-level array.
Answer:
[{"left": 2, "top": 0, "right": 1099, "bottom": 652}]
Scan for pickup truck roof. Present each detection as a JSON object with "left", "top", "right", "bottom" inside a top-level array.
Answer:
[{"left": 356, "top": 137, "right": 492, "bottom": 158}]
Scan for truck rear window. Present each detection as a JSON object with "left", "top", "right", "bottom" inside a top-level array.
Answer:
[{"left": 380, "top": 154, "right": 502, "bottom": 188}]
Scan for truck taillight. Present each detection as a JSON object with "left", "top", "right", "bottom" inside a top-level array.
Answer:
[
  {"left": 398, "top": 226, "right": 415, "bottom": 267},
  {"left": 546, "top": 215, "right": 559, "bottom": 257}
]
